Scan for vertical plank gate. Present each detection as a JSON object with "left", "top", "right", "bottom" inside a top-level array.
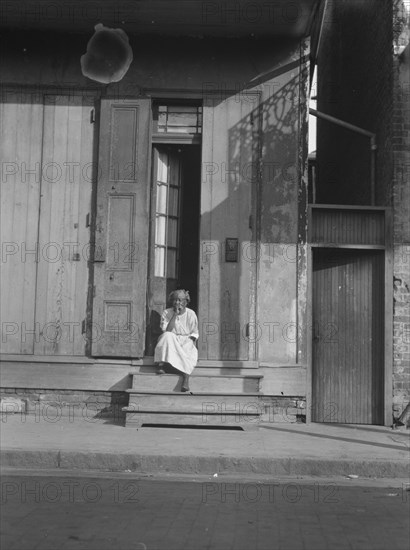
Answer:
[{"left": 312, "top": 248, "right": 384, "bottom": 424}]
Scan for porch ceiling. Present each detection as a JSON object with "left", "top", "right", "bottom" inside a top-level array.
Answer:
[{"left": 0, "top": 0, "right": 321, "bottom": 37}]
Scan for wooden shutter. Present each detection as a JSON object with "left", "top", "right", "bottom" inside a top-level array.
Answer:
[{"left": 92, "top": 99, "right": 151, "bottom": 357}]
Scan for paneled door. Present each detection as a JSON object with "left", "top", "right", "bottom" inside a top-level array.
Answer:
[{"left": 91, "top": 99, "right": 151, "bottom": 357}]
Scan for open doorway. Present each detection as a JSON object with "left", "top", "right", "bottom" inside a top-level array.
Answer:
[{"left": 146, "top": 144, "right": 201, "bottom": 355}]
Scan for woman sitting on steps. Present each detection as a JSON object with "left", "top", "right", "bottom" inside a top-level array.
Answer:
[{"left": 154, "top": 289, "right": 199, "bottom": 392}]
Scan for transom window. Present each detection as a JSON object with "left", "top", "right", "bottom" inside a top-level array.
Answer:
[{"left": 153, "top": 104, "right": 202, "bottom": 136}]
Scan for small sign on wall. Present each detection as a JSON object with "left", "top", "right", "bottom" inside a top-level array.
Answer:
[{"left": 225, "top": 238, "right": 238, "bottom": 262}]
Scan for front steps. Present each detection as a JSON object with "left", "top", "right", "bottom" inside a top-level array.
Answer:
[
  {"left": 130, "top": 373, "right": 262, "bottom": 393},
  {"left": 124, "top": 372, "right": 264, "bottom": 430}
]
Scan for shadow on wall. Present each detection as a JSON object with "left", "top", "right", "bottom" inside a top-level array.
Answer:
[{"left": 200, "top": 61, "right": 302, "bottom": 361}]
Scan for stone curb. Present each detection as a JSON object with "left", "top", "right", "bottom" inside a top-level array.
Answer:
[{"left": 1, "top": 450, "right": 409, "bottom": 478}]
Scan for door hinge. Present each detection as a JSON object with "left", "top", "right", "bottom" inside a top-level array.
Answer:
[
  {"left": 86, "top": 213, "right": 91, "bottom": 227},
  {"left": 81, "top": 319, "right": 86, "bottom": 335},
  {"left": 90, "top": 108, "right": 95, "bottom": 123},
  {"left": 249, "top": 214, "right": 253, "bottom": 229}
]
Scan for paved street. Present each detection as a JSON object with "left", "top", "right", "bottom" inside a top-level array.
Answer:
[{"left": 1, "top": 471, "right": 409, "bottom": 550}]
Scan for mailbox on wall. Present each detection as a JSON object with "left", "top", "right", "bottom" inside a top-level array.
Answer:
[{"left": 225, "top": 238, "right": 238, "bottom": 262}]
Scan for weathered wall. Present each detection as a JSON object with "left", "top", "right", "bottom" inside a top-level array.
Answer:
[
  {"left": 392, "top": 37, "right": 410, "bottom": 419},
  {"left": 256, "top": 40, "right": 309, "bottom": 366}
]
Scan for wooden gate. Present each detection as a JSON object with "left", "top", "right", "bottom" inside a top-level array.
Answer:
[{"left": 312, "top": 248, "right": 384, "bottom": 424}]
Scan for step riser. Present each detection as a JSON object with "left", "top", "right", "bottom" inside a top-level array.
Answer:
[
  {"left": 125, "top": 412, "right": 260, "bottom": 430},
  {"left": 132, "top": 376, "right": 260, "bottom": 393},
  {"left": 127, "top": 395, "right": 263, "bottom": 413}
]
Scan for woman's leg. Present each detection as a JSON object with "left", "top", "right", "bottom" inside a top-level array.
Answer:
[
  {"left": 181, "top": 373, "right": 190, "bottom": 392},
  {"left": 156, "top": 362, "right": 165, "bottom": 375}
]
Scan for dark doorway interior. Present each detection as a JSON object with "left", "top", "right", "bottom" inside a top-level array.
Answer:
[
  {"left": 177, "top": 145, "right": 201, "bottom": 311},
  {"left": 146, "top": 144, "right": 201, "bottom": 355}
]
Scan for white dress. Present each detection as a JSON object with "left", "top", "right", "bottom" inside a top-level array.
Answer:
[{"left": 154, "top": 307, "right": 199, "bottom": 374}]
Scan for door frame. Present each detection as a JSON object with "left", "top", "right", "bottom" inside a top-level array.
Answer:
[
  {"left": 146, "top": 91, "right": 261, "bottom": 365},
  {"left": 145, "top": 97, "right": 203, "bottom": 357},
  {"left": 145, "top": 142, "right": 202, "bottom": 355},
  {"left": 306, "top": 205, "right": 393, "bottom": 426}
]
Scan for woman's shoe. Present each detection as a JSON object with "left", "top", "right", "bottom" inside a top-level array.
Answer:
[{"left": 157, "top": 362, "right": 165, "bottom": 375}]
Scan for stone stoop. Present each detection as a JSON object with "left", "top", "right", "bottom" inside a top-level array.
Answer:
[{"left": 123, "top": 372, "right": 264, "bottom": 430}]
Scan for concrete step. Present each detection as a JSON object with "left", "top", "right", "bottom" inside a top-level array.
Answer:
[
  {"left": 130, "top": 373, "right": 263, "bottom": 393},
  {"left": 124, "top": 392, "right": 263, "bottom": 430},
  {"left": 126, "top": 391, "right": 263, "bottom": 412},
  {"left": 123, "top": 411, "right": 260, "bottom": 431}
]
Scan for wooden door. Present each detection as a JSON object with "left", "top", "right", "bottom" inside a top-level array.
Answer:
[
  {"left": 0, "top": 92, "right": 95, "bottom": 356},
  {"left": 312, "top": 249, "right": 384, "bottom": 424},
  {"left": 0, "top": 93, "right": 43, "bottom": 354},
  {"left": 34, "top": 95, "right": 95, "bottom": 355},
  {"left": 145, "top": 146, "right": 182, "bottom": 355},
  {"left": 92, "top": 99, "right": 151, "bottom": 357}
]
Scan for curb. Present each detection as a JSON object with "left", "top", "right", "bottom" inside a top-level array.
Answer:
[{"left": 1, "top": 450, "right": 409, "bottom": 478}]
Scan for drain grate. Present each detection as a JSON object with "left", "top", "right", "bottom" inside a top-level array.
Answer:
[{"left": 140, "top": 423, "right": 244, "bottom": 431}]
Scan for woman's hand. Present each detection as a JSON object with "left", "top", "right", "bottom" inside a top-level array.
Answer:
[{"left": 166, "top": 311, "right": 178, "bottom": 332}]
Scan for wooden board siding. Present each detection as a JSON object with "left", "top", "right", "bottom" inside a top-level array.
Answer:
[
  {"left": 199, "top": 94, "right": 259, "bottom": 361},
  {"left": 0, "top": 96, "right": 43, "bottom": 353},
  {"left": 34, "top": 95, "right": 94, "bottom": 355},
  {"left": 309, "top": 207, "right": 385, "bottom": 245},
  {"left": 312, "top": 249, "right": 384, "bottom": 424},
  {"left": 91, "top": 99, "right": 151, "bottom": 357}
]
